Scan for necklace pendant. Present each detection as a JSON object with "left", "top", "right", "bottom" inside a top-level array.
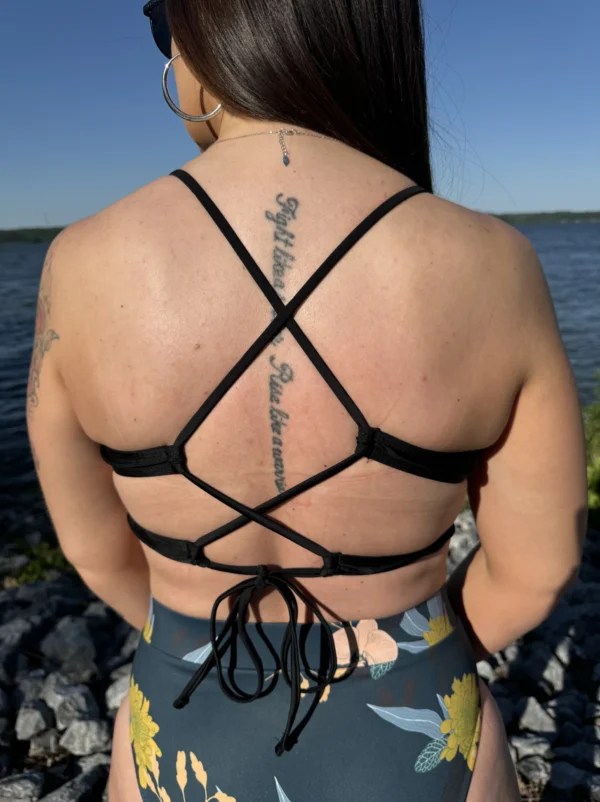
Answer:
[{"left": 283, "top": 155, "right": 290, "bottom": 166}]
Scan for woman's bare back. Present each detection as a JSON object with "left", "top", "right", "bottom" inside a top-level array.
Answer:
[{"left": 55, "top": 138, "right": 528, "bottom": 624}]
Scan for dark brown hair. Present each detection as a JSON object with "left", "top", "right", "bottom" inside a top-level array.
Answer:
[{"left": 167, "top": 0, "right": 433, "bottom": 191}]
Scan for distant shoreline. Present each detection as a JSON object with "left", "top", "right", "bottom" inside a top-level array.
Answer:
[{"left": 1, "top": 212, "right": 599, "bottom": 243}]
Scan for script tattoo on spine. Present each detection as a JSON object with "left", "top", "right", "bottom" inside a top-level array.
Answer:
[
  {"left": 27, "top": 241, "right": 60, "bottom": 411},
  {"left": 265, "top": 193, "right": 299, "bottom": 492}
]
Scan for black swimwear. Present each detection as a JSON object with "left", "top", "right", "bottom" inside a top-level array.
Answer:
[{"left": 101, "top": 170, "right": 483, "bottom": 778}]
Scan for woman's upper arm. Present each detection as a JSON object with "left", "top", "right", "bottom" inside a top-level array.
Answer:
[
  {"left": 468, "top": 231, "right": 588, "bottom": 599},
  {"left": 26, "top": 231, "right": 145, "bottom": 574}
]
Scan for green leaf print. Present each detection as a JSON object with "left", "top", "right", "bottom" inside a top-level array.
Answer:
[
  {"left": 369, "top": 661, "right": 395, "bottom": 680},
  {"left": 414, "top": 738, "right": 448, "bottom": 773}
]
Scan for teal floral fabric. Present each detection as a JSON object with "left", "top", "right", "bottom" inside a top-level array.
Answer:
[{"left": 129, "top": 590, "right": 480, "bottom": 801}]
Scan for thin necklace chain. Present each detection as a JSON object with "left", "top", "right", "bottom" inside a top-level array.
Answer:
[{"left": 210, "top": 127, "right": 333, "bottom": 167}]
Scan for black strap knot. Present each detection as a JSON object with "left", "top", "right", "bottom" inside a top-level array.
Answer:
[
  {"left": 355, "top": 425, "right": 379, "bottom": 456},
  {"left": 254, "top": 565, "right": 270, "bottom": 589},
  {"left": 321, "top": 551, "right": 342, "bottom": 577},
  {"left": 188, "top": 543, "right": 210, "bottom": 568},
  {"left": 166, "top": 444, "right": 186, "bottom": 473}
]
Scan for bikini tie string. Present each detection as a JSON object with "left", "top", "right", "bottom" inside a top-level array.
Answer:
[{"left": 172, "top": 566, "right": 357, "bottom": 756}]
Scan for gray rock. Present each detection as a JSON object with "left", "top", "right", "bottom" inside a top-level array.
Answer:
[
  {"left": 446, "top": 512, "right": 479, "bottom": 574},
  {"left": 0, "top": 771, "right": 45, "bottom": 801},
  {"left": 58, "top": 656, "right": 99, "bottom": 685},
  {"left": 560, "top": 721, "right": 586, "bottom": 746},
  {"left": 583, "top": 634, "right": 600, "bottom": 662},
  {"left": 0, "top": 554, "right": 29, "bottom": 577},
  {"left": 586, "top": 702, "right": 600, "bottom": 722},
  {"left": 495, "top": 695, "right": 516, "bottom": 728},
  {"left": 15, "top": 700, "right": 55, "bottom": 740},
  {"left": 119, "top": 628, "right": 139, "bottom": 660},
  {"left": 554, "top": 635, "right": 572, "bottom": 665},
  {"left": 16, "top": 669, "right": 47, "bottom": 705},
  {"left": 542, "top": 654, "right": 565, "bottom": 693},
  {"left": 553, "top": 743, "right": 600, "bottom": 770},
  {"left": 78, "top": 753, "right": 111, "bottom": 771},
  {"left": 24, "top": 531, "right": 43, "bottom": 547},
  {"left": 548, "top": 761, "right": 587, "bottom": 791},
  {"left": 82, "top": 601, "right": 110, "bottom": 618},
  {"left": 105, "top": 674, "right": 129, "bottom": 712},
  {"left": 0, "top": 617, "right": 42, "bottom": 652},
  {"left": 40, "top": 617, "right": 96, "bottom": 665},
  {"left": 38, "top": 765, "right": 108, "bottom": 802},
  {"left": 549, "top": 690, "right": 587, "bottom": 724},
  {"left": 55, "top": 686, "right": 99, "bottom": 731},
  {"left": 0, "top": 755, "right": 9, "bottom": 780},
  {"left": 517, "top": 755, "right": 551, "bottom": 785},
  {"left": 109, "top": 662, "right": 132, "bottom": 682},
  {"left": 519, "top": 697, "right": 556, "bottom": 734},
  {"left": 28, "top": 728, "right": 62, "bottom": 760},
  {"left": 59, "top": 719, "right": 111, "bottom": 756},
  {"left": 476, "top": 661, "right": 495, "bottom": 683},
  {"left": 0, "top": 688, "right": 9, "bottom": 717},
  {"left": 39, "top": 673, "right": 68, "bottom": 712},
  {"left": 0, "top": 649, "right": 19, "bottom": 684},
  {"left": 510, "top": 734, "right": 553, "bottom": 760},
  {"left": 588, "top": 774, "right": 600, "bottom": 802}
]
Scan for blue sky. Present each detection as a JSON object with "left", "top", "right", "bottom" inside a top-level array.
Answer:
[{"left": 0, "top": 0, "right": 598, "bottom": 227}]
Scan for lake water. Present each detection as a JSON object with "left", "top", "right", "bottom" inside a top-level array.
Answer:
[{"left": 1, "top": 223, "right": 599, "bottom": 540}]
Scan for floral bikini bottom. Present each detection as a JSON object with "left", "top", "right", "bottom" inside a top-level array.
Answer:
[{"left": 129, "top": 587, "right": 481, "bottom": 802}]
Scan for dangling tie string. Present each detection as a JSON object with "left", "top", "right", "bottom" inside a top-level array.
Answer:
[{"left": 172, "top": 567, "right": 356, "bottom": 755}]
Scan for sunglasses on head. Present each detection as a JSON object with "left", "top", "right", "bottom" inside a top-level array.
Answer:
[{"left": 143, "top": 0, "right": 172, "bottom": 59}]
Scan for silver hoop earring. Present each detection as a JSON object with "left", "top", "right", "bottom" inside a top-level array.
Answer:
[{"left": 162, "top": 54, "right": 222, "bottom": 122}]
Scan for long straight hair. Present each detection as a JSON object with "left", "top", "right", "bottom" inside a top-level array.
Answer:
[{"left": 167, "top": 0, "right": 433, "bottom": 191}]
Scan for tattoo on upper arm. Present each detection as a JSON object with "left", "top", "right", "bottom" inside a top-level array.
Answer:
[
  {"left": 265, "top": 193, "right": 299, "bottom": 492},
  {"left": 27, "top": 241, "right": 60, "bottom": 411}
]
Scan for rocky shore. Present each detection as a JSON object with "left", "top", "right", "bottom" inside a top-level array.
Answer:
[{"left": 0, "top": 510, "right": 598, "bottom": 801}]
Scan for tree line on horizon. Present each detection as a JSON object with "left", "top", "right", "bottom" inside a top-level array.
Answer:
[{"left": 1, "top": 212, "right": 599, "bottom": 244}]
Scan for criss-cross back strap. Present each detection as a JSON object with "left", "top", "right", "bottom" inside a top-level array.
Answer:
[{"left": 170, "top": 169, "right": 428, "bottom": 448}]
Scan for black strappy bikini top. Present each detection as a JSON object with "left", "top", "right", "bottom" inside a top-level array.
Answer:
[{"left": 101, "top": 169, "right": 483, "bottom": 756}]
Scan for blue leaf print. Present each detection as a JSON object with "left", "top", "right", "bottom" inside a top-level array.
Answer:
[
  {"left": 414, "top": 738, "right": 447, "bottom": 773},
  {"left": 182, "top": 642, "right": 213, "bottom": 664},
  {"left": 369, "top": 661, "right": 395, "bottom": 680},
  {"left": 396, "top": 640, "right": 429, "bottom": 654},
  {"left": 367, "top": 704, "right": 443, "bottom": 740},
  {"left": 399, "top": 608, "right": 429, "bottom": 637},
  {"left": 426, "top": 592, "right": 444, "bottom": 621},
  {"left": 275, "top": 776, "right": 292, "bottom": 802},
  {"left": 437, "top": 693, "right": 449, "bottom": 719}
]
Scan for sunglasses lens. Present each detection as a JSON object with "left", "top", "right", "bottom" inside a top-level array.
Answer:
[{"left": 144, "top": 1, "right": 172, "bottom": 59}]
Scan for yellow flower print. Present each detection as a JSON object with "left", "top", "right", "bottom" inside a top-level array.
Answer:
[
  {"left": 176, "top": 751, "right": 188, "bottom": 800},
  {"left": 142, "top": 618, "right": 153, "bottom": 644},
  {"left": 185, "top": 751, "right": 236, "bottom": 802},
  {"left": 440, "top": 673, "right": 481, "bottom": 769},
  {"left": 423, "top": 614, "right": 453, "bottom": 647},
  {"left": 129, "top": 676, "right": 162, "bottom": 790},
  {"left": 466, "top": 709, "right": 482, "bottom": 771},
  {"left": 299, "top": 667, "right": 347, "bottom": 703}
]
